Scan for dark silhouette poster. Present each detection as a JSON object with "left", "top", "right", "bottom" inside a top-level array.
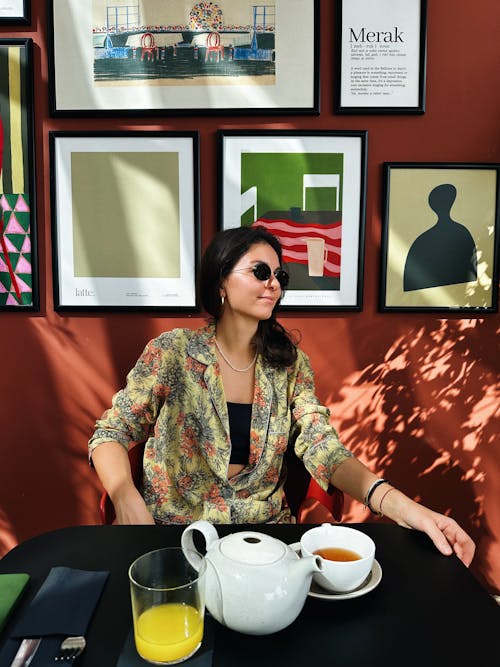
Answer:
[{"left": 380, "top": 164, "right": 499, "bottom": 312}]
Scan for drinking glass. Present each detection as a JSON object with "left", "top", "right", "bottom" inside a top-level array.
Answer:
[
  {"left": 129, "top": 547, "right": 206, "bottom": 665},
  {"left": 306, "top": 237, "right": 328, "bottom": 276}
]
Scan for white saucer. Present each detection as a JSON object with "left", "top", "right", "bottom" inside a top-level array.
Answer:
[{"left": 289, "top": 542, "right": 382, "bottom": 601}]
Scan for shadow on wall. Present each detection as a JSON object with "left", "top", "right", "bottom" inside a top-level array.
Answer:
[
  {"left": 0, "top": 317, "right": 68, "bottom": 553},
  {"left": 327, "top": 318, "right": 499, "bottom": 594},
  {"left": 0, "top": 312, "right": 162, "bottom": 556}
]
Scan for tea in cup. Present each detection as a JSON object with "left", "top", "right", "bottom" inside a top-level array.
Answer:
[
  {"left": 300, "top": 524, "right": 375, "bottom": 593},
  {"left": 129, "top": 547, "right": 206, "bottom": 664}
]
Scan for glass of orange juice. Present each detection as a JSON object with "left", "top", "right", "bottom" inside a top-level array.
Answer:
[{"left": 129, "top": 547, "right": 206, "bottom": 664}]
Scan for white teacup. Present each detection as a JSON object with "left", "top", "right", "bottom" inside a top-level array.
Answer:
[{"left": 300, "top": 524, "right": 375, "bottom": 593}]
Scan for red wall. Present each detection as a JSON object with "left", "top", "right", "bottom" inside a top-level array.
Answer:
[{"left": 1, "top": 1, "right": 498, "bottom": 593}]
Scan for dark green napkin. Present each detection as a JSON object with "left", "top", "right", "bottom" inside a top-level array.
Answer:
[{"left": 0, "top": 574, "right": 30, "bottom": 632}]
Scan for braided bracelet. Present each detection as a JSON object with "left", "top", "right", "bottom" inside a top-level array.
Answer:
[
  {"left": 364, "top": 478, "right": 389, "bottom": 516},
  {"left": 379, "top": 487, "right": 396, "bottom": 517}
]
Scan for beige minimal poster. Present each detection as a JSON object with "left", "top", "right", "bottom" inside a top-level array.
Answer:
[
  {"left": 71, "top": 151, "right": 180, "bottom": 278},
  {"left": 51, "top": 132, "right": 198, "bottom": 309}
]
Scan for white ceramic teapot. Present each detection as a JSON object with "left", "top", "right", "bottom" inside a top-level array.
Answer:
[{"left": 181, "top": 520, "right": 322, "bottom": 635}]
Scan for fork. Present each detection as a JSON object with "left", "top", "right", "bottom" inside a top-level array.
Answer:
[{"left": 54, "top": 636, "right": 86, "bottom": 662}]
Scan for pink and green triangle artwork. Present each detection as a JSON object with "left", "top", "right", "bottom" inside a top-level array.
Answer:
[{"left": 0, "top": 194, "right": 33, "bottom": 307}]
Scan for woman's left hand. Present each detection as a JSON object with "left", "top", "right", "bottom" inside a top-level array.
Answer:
[
  {"left": 330, "top": 459, "right": 476, "bottom": 567},
  {"left": 391, "top": 496, "right": 476, "bottom": 567}
]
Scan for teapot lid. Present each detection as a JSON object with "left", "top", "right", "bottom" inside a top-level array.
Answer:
[{"left": 220, "top": 531, "right": 287, "bottom": 565}]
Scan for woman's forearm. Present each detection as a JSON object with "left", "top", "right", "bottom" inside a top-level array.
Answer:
[
  {"left": 331, "top": 456, "right": 409, "bottom": 520},
  {"left": 91, "top": 441, "right": 135, "bottom": 501},
  {"left": 330, "top": 457, "right": 381, "bottom": 506}
]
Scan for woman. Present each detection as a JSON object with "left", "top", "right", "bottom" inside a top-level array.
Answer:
[{"left": 89, "top": 226, "right": 475, "bottom": 566}]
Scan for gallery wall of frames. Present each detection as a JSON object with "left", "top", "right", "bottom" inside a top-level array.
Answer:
[
  {"left": 1, "top": 0, "right": 498, "bottom": 313},
  {"left": 0, "top": 1, "right": 499, "bottom": 594}
]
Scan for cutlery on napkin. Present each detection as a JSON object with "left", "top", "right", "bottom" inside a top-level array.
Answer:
[
  {"left": 9, "top": 638, "right": 40, "bottom": 667},
  {"left": 0, "top": 566, "right": 109, "bottom": 667}
]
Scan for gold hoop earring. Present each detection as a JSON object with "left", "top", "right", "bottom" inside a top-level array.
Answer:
[{"left": 221, "top": 295, "right": 225, "bottom": 306}]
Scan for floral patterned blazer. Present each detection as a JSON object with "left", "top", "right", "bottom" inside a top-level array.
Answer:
[{"left": 88, "top": 323, "right": 352, "bottom": 524}]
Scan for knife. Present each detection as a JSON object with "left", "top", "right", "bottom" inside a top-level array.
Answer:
[{"left": 9, "top": 638, "right": 41, "bottom": 667}]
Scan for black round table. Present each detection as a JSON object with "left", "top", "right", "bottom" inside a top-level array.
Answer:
[{"left": 0, "top": 523, "right": 498, "bottom": 667}]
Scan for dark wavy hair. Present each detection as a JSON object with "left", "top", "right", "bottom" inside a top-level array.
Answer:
[{"left": 198, "top": 226, "right": 298, "bottom": 368}]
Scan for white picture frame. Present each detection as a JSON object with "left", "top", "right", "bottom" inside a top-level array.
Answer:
[
  {"left": 47, "top": 0, "right": 319, "bottom": 115},
  {"left": 335, "top": 0, "right": 427, "bottom": 114},
  {"left": 50, "top": 131, "right": 200, "bottom": 311},
  {"left": 0, "top": 0, "right": 29, "bottom": 24},
  {"left": 219, "top": 130, "right": 368, "bottom": 310}
]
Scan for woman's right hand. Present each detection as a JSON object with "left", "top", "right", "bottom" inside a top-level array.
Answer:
[
  {"left": 91, "top": 440, "right": 155, "bottom": 525},
  {"left": 112, "top": 483, "right": 155, "bottom": 525}
]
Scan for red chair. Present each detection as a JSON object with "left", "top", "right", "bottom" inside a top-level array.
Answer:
[
  {"left": 284, "top": 447, "right": 343, "bottom": 523},
  {"left": 296, "top": 477, "right": 344, "bottom": 524},
  {"left": 99, "top": 442, "right": 343, "bottom": 525},
  {"left": 140, "top": 32, "right": 157, "bottom": 61},
  {"left": 205, "top": 32, "right": 224, "bottom": 62}
]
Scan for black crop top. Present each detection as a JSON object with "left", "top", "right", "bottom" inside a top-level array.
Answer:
[{"left": 227, "top": 402, "right": 252, "bottom": 464}]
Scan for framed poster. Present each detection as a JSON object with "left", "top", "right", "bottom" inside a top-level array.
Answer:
[
  {"left": 50, "top": 131, "right": 200, "bottom": 311},
  {"left": 0, "top": 38, "right": 38, "bottom": 311},
  {"left": 380, "top": 163, "right": 500, "bottom": 312},
  {"left": 335, "top": 0, "right": 427, "bottom": 114},
  {"left": 218, "top": 130, "right": 368, "bottom": 310},
  {"left": 0, "top": 0, "right": 29, "bottom": 24},
  {"left": 47, "top": 0, "right": 319, "bottom": 116}
]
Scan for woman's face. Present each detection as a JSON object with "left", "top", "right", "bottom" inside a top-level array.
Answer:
[{"left": 220, "top": 242, "right": 283, "bottom": 322}]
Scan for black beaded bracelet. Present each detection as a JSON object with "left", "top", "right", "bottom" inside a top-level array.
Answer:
[{"left": 364, "top": 478, "right": 389, "bottom": 516}]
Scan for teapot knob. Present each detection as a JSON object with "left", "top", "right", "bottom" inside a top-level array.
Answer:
[{"left": 181, "top": 520, "right": 220, "bottom": 571}]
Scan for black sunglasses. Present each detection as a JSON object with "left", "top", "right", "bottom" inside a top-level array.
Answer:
[{"left": 233, "top": 262, "right": 290, "bottom": 289}]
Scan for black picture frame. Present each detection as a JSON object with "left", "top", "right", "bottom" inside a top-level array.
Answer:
[
  {"left": 334, "top": 0, "right": 427, "bottom": 114},
  {"left": 218, "top": 129, "right": 368, "bottom": 311},
  {"left": 380, "top": 163, "right": 500, "bottom": 313},
  {"left": 0, "top": 0, "right": 29, "bottom": 25},
  {"left": 0, "top": 38, "right": 38, "bottom": 311},
  {"left": 47, "top": 0, "right": 319, "bottom": 117},
  {"left": 50, "top": 131, "right": 200, "bottom": 312}
]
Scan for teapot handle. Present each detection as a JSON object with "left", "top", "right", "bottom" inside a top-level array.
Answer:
[{"left": 181, "top": 520, "right": 220, "bottom": 571}]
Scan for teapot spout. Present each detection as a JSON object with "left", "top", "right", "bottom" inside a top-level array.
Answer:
[{"left": 290, "top": 552, "right": 322, "bottom": 579}]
